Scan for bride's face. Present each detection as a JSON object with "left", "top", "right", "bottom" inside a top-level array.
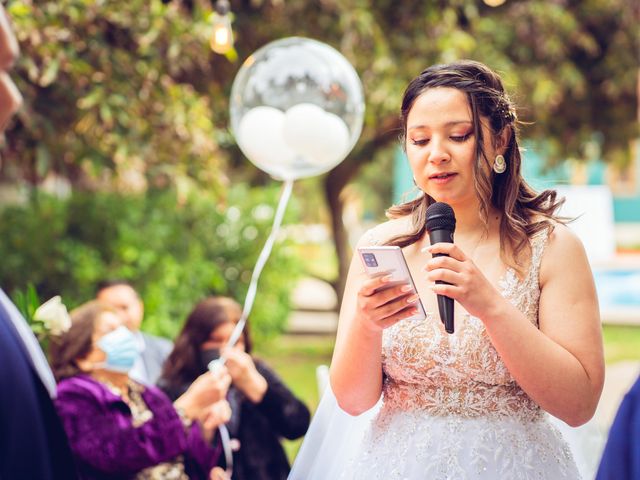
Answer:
[{"left": 405, "top": 87, "right": 497, "bottom": 209}]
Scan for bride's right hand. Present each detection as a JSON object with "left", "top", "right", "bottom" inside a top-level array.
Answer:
[{"left": 356, "top": 275, "right": 419, "bottom": 332}]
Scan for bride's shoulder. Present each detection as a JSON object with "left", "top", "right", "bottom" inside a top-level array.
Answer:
[
  {"left": 530, "top": 219, "right": 589, "bottom": 283},
  {"left": 541, "top": 221, "right": 586, "bottom": 262},
  {"left": 357, "top": 216, "right": 414, "bottom": 247},
  {"left": 529, "top": 217, "right": 581, "bottom": 251}
]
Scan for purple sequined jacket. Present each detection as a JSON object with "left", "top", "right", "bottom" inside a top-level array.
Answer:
[{"left": 55, "top": 374, "right": 221, "bottom": 480}]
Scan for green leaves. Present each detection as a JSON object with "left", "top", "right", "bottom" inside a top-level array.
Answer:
[
  {"left": 1, "top": 185, "right": 302, "bottom": 342},
  {"left": 4, "top": 0, "right": 223, "bottom": 188},
  {"left": 12, "top": 283, "right": 40, "bottom": 325},
  {"left": 2, "top": 0, "right": 635, "bottom": 188}
]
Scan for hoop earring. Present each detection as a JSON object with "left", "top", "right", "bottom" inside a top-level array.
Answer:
[{"left": 493, "top": 154, "right": 506, "bottom": 174}]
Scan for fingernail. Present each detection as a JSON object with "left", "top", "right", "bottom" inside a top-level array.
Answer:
[
  {"left": 407, "top": 294, "right": 419, "bottom": 304},
  {"left": 400, "top": 284, "right": 413, "bottom": 293},
  {"left": 420, "top": 246, "right": 431, "bottom": 253},
  {"left": 381, "top": 274, "right": 393, "bottom": 282}
]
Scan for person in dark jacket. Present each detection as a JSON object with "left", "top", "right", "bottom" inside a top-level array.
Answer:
[
  {"left": 159, "top": 296, "right": 311, "bottom": 480},
  {"left": 596, "top": 373, "right": 640, "bottom": 480},
  {"left": 0, "top": 5, "right": 77, "bottom": 479}
]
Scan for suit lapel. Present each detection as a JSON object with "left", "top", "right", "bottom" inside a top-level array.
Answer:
[{"left": 0, "top": 288, "right": 57, "bottom": 397}]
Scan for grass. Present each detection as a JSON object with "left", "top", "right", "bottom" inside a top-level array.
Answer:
[
  {"left": 602, "top": 324, "right": 640, "bottom": 364},
  {"left": 257, "top": 324, "right": 640, "bottom": 463},
  {"left": 255, "top": 334, "right": 335, "bottom": 461}
]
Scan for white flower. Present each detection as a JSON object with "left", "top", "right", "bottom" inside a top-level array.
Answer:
[{"left": 34, "top": 296, "right": 71, "bottom": 335}]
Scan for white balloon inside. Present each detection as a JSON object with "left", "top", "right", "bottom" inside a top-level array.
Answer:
[
  {"left": 282, "top": 103, "right": 350, "bottom": 166},
  {"left": 237, "top": 106, "right": 297, "bottom": 174},
  {"left": 230, "top": 37, "right": 365, "bottom": 180}
]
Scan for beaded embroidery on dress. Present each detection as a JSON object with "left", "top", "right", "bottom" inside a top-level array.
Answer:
[{"left": 336, "top": 225, "right": 580, "bottom": 480}]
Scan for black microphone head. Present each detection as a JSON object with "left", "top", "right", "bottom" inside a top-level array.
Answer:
[{"left": 425, "top": 202, "right": 456, "bottom": 232}]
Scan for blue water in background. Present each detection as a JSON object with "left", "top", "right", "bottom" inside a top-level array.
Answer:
[{"left": 594, "top": 270, "right": 640, "bottom": 308}]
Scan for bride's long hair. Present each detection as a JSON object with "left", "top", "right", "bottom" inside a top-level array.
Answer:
[{"left": 386, "top": 60, "right": 565, "bottom": 273}]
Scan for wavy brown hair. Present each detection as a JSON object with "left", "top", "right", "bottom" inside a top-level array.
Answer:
[
  {"left": 387, "top": 60, "right": 565, "bottom": 272},
  {"left": 49, "top": 301, "right": 117, "bottom": 382},
  {"left": 160, "top": 296, "right": 252, "bottom": 390}
]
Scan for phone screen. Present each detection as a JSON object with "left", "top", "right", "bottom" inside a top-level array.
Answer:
[{"left": 357, "top": 246, "right": 426, "bottom": 322}]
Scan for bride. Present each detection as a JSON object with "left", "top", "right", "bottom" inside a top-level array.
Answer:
[{"left": 290, "top": 60, "right": 604, "bottom": 479}]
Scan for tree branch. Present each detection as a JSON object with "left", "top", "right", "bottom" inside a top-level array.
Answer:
[{"left": 323, "top": 114, "right": 401, "bottom": 303}]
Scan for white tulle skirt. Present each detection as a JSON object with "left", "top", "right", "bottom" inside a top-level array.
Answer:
[{"left": 290, "top": 386, "right": 583, "bottom": 480}]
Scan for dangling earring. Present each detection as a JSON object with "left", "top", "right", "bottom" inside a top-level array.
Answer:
[{"left": 493, "top": 154, "right": 506, "bottom": 174}]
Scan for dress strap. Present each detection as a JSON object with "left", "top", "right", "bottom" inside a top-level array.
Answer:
[{"left": 526, "top": 227, "right": 551, "bottom": 287}]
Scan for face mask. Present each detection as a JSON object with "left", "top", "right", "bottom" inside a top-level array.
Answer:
[
  {"left": 199, "top": 348, "right": 221, "bottom": 372},
  {"left": 97, "top": 326, "right": 139, "bottom": 373}
]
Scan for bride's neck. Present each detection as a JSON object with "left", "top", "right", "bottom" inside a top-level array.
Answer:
[{"left": 450, "top": 203, "right": 500, "bottom": 238}]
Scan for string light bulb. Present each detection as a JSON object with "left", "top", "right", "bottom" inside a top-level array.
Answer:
[
  {"left": 210, "top": 0, "right": 234, "bottom": 54},
  {"left": 483, "top": 0, "right": 507, "bottom": 6}
]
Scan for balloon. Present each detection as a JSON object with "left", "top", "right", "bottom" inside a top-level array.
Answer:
[
  {"left": 236, "top": 106, "right": 297, "bottom": 179},
  {"left": 230, "top": 37, "right": 365, "bottom": 180},
  {"left": 282, "top": 103, "right": 350, "bottom": 167}
]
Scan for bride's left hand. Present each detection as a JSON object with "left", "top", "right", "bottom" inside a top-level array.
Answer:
[{"left": 424, "top": 243, "right": 504, "bottom": 320}]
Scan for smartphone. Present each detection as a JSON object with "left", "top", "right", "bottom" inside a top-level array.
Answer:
[{"left": 357, "top": 245, "right": 426, "bottom": 322}]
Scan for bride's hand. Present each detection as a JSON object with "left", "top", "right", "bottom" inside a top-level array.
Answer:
[
  {"left": 355, "top": 275, "right": 420, "bottom": 332},
  {"left": 424, "top": 243, "right": 503, "bottom": 320}
]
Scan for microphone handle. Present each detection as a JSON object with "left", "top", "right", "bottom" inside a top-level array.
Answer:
[
  {"left": 435, "top": 275, "right": 454, "bottom": 333},
  {"left": 429, "top": 228, "right": 455, "bottom": 334}
]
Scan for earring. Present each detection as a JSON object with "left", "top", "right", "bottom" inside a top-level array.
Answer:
[{"left": 493, "top": 154, "right": 506, "bottom": 174}]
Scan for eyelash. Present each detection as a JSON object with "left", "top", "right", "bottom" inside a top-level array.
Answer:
[{"left": 410, "top": 133, "right": 472, "bottom": 146}]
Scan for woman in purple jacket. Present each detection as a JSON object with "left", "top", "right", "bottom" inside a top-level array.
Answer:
[{"left": 50, "top": 300, "right": 232, "bottom": 480}]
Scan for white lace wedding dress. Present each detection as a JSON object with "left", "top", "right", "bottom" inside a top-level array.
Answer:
[{"left": 290, "top": 230, "right": 581, "bottom": 480}]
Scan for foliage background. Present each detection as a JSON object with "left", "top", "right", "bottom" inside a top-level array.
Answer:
[
  {"left": 0, "top": 184, "right": 302, "bottom": 340},
  {"left": 0, "top": 0, "right": 637, "bottom": 332}
]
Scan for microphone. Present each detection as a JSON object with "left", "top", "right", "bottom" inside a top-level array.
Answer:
[{"left": 425, "top": 202, "right": 456, "bottom": 334}]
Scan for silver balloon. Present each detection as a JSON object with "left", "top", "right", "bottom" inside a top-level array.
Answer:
[{"left": 230, "top": 37, "right": 365, "bottom": 180}]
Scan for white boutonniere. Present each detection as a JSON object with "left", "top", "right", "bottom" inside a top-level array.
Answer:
[{"left": 33, "top": 295, "right": 71, "bottom": 336}]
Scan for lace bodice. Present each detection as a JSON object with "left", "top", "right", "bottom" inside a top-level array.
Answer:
[{"left": 364, "top": 226, "right": 549, "bottom": 422}]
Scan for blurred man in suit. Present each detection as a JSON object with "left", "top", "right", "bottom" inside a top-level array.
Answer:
[
  {"left": 96, "top": 280, "right": 172, "bottom": 384},
  {"left": 596, "top": 374, "right": 640, "bottom": 480},
  {"left": 0, "top": 5, "right": 77, "bottom": 478}
]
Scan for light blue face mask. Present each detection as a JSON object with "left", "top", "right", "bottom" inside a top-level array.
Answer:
[{"left": 97, "top": 325, "right": 139, "bottom": 373}]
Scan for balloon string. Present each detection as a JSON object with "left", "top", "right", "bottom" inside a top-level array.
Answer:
[
  {"left": 208, "top": 178, "right": 294, "bottom": 476},
  {"left": 225, "top": 177, "right": 294, "bottom": 350},
  {"left": 218, "top": 423, "right": 233, "bottom": 477}
]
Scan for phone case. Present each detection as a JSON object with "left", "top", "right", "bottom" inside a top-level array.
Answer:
[{"left": 357, "top": 245, "right": 427, "bottom": 322}]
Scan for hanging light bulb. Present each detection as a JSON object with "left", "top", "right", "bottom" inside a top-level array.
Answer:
[
  {"left": 210, "top": 0, "right": 234, "bottom": 54},
  {"left": 483, "top": 0, "right": 507, "bottom": 6}
]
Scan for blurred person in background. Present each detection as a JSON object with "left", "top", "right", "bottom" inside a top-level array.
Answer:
[
  {"left": 51, "top": 300, "right": 232, "bottom": 479},
  {"left": 0, "top": 4, "right": 77, "bottom": 478},
  {"left": 596, "top": 373, "right": 640, "bottom": 479},
  {"left": 159, "top": 296, "right": 311, "bottom": 480},
  {"left": 96, "top": 279, "right": 172, "bottom": 384}
]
